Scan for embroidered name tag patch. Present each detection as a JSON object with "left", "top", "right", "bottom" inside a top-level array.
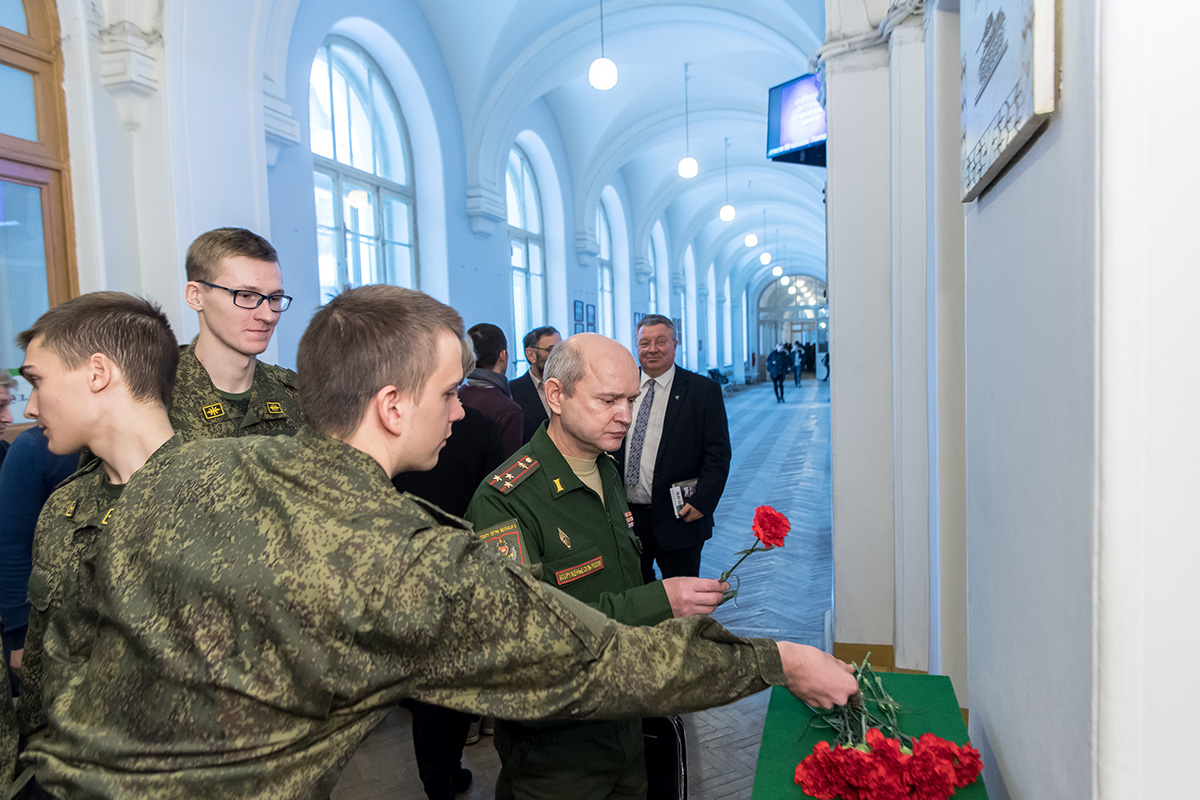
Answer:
[
  {"left": 202, "top": 403, "right": 225, "bottom": 420},
  {"left": 555, "top": 556, "right": 604, "bottom": 586},
  {"left": 265, "top": 401, "right": 284, "bottom": 415}
]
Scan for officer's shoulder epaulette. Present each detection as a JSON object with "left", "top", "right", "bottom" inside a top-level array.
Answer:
[{"left": 487, "top": 455, "right": 539, "bottom": 494}]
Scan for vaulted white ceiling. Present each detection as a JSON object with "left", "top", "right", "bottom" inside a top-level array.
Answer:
[{"left": 415, "top": 0, "right": 829, "bottom": 299}]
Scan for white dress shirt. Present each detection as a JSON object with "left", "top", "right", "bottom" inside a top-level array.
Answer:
[
  {"left": 531, "top": 371, "right": 551, "bottom": 417},
  {"left": 624, "top": 364, "right": 675, "bottom": 505}
]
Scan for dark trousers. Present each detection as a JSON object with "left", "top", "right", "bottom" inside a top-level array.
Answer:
[
  {"left": 771, "top": 375, "right": 786, "bottom": 401},
  {"left": 409, "top": 700, "right": 473, "bottom": 800},
  {"left": 628, "top": 504, "right": 704, "bottom": 583},
  {"left": 494, "top": 718, "right": 645, "bottom": 800}
]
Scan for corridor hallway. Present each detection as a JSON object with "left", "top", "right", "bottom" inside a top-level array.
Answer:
[{"left": 332, "top": 377, "right": 834, "bottom": 799}]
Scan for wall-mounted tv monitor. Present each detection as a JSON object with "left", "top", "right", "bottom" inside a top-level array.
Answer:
[{"left": 767, "top": 73, "right": 827, "bottom": 167}]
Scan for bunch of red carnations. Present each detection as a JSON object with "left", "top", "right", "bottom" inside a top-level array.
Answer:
[{"left": 794, "top": 727, "right": 983, "bottom": 800}]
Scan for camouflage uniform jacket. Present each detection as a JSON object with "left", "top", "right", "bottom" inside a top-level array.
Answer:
[
  {"left": 168, "top": 342, "right": 302, "bottom": 441},
  {"left": 17, "top": 437, "right": 183, "bottom": 739},
  {"left": 22, "top": 427, "right": 785, "bottom": 800}
]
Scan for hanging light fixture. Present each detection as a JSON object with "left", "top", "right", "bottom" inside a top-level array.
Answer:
[
  {"left": 759, "top": 211, "right": 771, "bottom": 265},
  {"left": 588, "top": 0, "right": 618, "bottom": 90},
  {"left": 771, "top": 265, "right": 782, "bottom": 276},
  {"left": 677, "top": 63, "right": 698, "bottom": 178},
  {"left": 719, "top": 137, "right": 735, "bottom": 221},
  {"left": 743, "top": 182, "right": 758, "bottom": 245}
]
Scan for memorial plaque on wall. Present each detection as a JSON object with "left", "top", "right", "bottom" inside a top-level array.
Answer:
[{"left": 960, "top": 0, "right": 1056, "bottom": 202}]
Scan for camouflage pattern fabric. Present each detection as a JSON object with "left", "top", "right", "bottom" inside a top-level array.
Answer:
[
  {"left": 22, "top": 427, "right": 784, "bottom": 800},
  {"left": 15, "top": 438, "right": 182, "bottom": 742},
  {"left": 168, "top": 342, "right": 302, "bottom": 441},
  {"left": 1, "top": 686, "right": 15, "bottom": 791}
]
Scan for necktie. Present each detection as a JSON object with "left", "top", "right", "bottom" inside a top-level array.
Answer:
[{"left": 626, "top": 378, "right": 656, "bottom": 488}]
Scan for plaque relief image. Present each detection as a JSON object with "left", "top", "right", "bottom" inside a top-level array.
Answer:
[{"left": 960, "top": 0, "right": 1056, "bottom": 201}]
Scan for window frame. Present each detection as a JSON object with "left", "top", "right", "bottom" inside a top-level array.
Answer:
[
  {"left": 310, "top": 36, "right": 417, "bottom": 299},
  {"left": 507, "top": 145, "right": 545, "bottom": 375},
  {"left": 596, "top": 202, "right": 613, "bottom": 337},
  {"left": 0, "top": 1, "right": 76, "bottom": 309}
]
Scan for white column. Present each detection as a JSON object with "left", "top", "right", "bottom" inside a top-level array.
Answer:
[
  {"left": 1098, "top": 2, "right": 1200, "bottom": 796},
  {"left": 823, "top": 42, "right": 895, "bottom": 652},
  {"left": 924, "top": 0, "right": 967, "bottom": 703},
  {"left": 888, "top": 16, "right": 930, "bottom": 673},
  {"left": 731, "top": 295, "right": 746, "bottom": 382},
  {"left": 695, "top": 285, "right": 709, "bottom": 371}
]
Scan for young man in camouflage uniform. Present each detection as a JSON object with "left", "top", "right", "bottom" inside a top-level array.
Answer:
[
  {"left": 172, "top": 227, "right": 302, "bottom": 439},
  {"left": 466, "top": 334, "right": 729, "bottom": 800},
  {"left": 4, "top": 293, "right": 180, "bottom": 788},
  {"left": 14, "top": 286, "right": 858, "bottom": 800}
]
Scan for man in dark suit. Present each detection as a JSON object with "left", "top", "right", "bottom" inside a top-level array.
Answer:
[
  {"left": 509, "top": 325, "right": 561, "bottom": 443},
  {"left": 617, "top": 314, "right": 731, "bottom": 582}
]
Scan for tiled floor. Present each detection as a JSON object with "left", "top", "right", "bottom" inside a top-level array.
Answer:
[{"left": 332, "top": 377, "right": 833, "bottom": 799}]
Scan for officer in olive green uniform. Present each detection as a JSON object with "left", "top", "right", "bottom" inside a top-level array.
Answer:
[
  {"left": 467, "top": 424, "right": 669, "bottom": 800},
  {"left": 169, "top": 341, "right": 302, "bottom": 440},
  {"left": 465, "top": 333, "right": 731, "bottom": 800}
]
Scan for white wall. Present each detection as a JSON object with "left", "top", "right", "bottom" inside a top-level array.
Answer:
[
  {"left": 963, "top": 1, "right": 1097, "bottom": 796},
  {"left": 824, "top": 46, "right": 896, "bottom": 647},
  {"left": 1096, "top": 2, "right": 1200, "bottom": 797}
]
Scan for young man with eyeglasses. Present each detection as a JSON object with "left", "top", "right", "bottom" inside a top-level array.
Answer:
[{"left": 173, "top": 228, "right": 303, "bottom": 440}]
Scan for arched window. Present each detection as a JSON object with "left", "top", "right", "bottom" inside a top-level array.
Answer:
[
  {"left": 646, "top": 242, "right": 658, "bottom": 314},
  {"left": 0, "top": 0, "right": 75, "bottom": 390},
  {"left": 507, "top": 145, "right": 544, "bottom": 374},
  {"left": 596, "top": 202, "right": 613, "bottom": 337},
  {"left": 309, "top": 37, "right": 416, "bottom": 302}
]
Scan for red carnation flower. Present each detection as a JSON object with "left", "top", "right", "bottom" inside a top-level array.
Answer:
[
  {"left": 719, "top": 506, "right": 790, "bottom": 606},
  {"left": 751, "top": 504, "right": 790, "bottom": 548},
  {"left": 953, "top": 742, "right": 983, "bottom": 788}
]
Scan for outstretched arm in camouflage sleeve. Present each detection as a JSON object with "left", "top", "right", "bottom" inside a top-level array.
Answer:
[{"left": 364, "top": 523, "right": 857, "bottom": 719}]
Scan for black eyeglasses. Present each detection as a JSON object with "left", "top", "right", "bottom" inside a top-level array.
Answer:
[
  {"left": 528, "top": 345, "right": 557, "bottom": 354},
  {"left": 199, "top": 281, "right": 292, "bottom": 312}
]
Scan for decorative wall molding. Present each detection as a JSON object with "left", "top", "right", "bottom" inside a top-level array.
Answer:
[
  {"left": 633, "top": 255, "right": 652, "bottom": 282},
  {"left": 98, "top": 19, "right": 161, "bottom": 131},
  {"left": 816, "top": 0, "right": 925, "bottom": 76},
  {"left": 575, "top": 232, "right": 599, "bottom": 269},
  {"left": 264, "top": 93, "right": 301, "bottom": 167},
  {"left": 465, "top": 185, "right": 507, "bottom": 237}
]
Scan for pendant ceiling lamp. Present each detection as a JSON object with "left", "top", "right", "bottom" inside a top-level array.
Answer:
[
  {"left": 759, "top": 211, "right": 771, "bottom": 265},
  {"left": 744, "top": 182, "right": 758, "bottom": 246},
  {"left": 588, "top": 0, "right": 618, "bottom": 90},
  {"left": 677, "top": 63, "right": 698, "bottom": 179},
  {"left": 719, "top": 137, "right": 735, "bottom": 221}
]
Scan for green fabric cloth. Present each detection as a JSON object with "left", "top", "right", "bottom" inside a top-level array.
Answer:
[{"left": 752, "top": 673, "right": 989, "bottom": 799}]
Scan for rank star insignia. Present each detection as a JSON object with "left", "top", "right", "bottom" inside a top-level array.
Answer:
[
  {"left": 559, "top": 528, "right": 571, "bottom": 549},
  {"left": 488, "top": 455, "right": 540, "bottom": 494}
]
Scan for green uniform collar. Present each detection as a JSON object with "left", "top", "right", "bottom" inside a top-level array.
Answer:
[{"left": 528, "top": 425, "right": 619, "bottom": 502}]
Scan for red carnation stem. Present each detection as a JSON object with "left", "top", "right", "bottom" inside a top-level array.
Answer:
[{"left": 720, "top": 542, "right": 763, "bottom": 582}]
